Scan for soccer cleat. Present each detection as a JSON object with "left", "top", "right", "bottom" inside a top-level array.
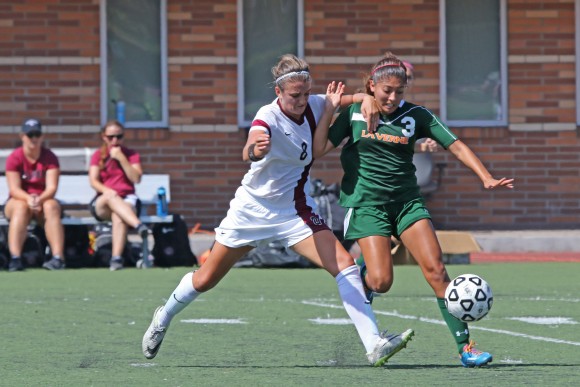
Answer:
[
  {"left": 355, "top": 257, "right": 373, "bottom": 303},
  {"left": 8, "top": 258, "right": 24, "bottom": 272},
  {"left": 367, "top": 328, "right": 414, "bottom": 366},
  {"left": 460, "top": 340, "right": 493, "bottom": 367},
  {"left": 142, "top": 306, "right": 168, "bottom": 359},
  {"left": 42, "top": 257, "right": 65, "bottom": 270},
  {"left": 109, "top": 257, "right": 124, "bottom": 271}
]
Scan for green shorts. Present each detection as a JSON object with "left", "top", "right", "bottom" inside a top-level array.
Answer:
[{"left": 344, "top": 198, "right": 431, "bottom": 240}]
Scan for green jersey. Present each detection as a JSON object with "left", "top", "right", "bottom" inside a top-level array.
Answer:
[{"left": 328, "top": 101, "right": 458, "bottom": 207}]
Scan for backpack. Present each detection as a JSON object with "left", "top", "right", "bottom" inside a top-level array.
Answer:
[
  {"left": 235, "top": 240, "right": 315, "bottom": 268},
  {"left": 0, "top": 224, "right": 47, "bottom": 269},
  {"left": 92, "top": 223, "right": 143, "bottom": 268},
  {"left": 22, "top": 225, "right": 47, "bottom": 268},
  {"left": 152, "top": 214, "right": 197, "bottom": 267},
  {"left": 92, "top": 223, "right": 114, "bottom": 267},
  {"left": 63, "top": 224, "right": 92, "bottom": 268},
  {"left": 0, "top": 225, "right": 10, "bottom": 269}
]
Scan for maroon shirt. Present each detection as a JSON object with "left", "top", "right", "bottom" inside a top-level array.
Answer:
[
  {"left": 90, "top": 146, "right": 140, "bottom": 198},
  {"left": 5, "top": 147, "right": 60, "bottom": 195}
]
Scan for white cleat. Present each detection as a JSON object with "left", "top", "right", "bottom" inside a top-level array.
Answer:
[
  {"left": 142, "top": 306, "right": 168, "bottom": 359},
  {"left": 367, "top": 328, "right": 414, "bottom": 367}
]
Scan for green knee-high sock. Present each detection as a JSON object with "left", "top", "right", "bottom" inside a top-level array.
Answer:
[{"left": 437, "top": 297, "right": 470, "bottom": 354}]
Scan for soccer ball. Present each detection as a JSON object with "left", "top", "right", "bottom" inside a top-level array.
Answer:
[{"left": 444, "top": 274, "right": 493, "bottom": 322}]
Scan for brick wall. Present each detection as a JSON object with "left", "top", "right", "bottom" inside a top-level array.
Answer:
[{"left": 0, "top": 0, "right": 579, "bottom": 230}]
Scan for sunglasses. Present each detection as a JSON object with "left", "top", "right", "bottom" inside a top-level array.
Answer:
[
  {"left": 26, "top": 131, "right": 42, "bottom": 139},
  {"left": 105, "top": 134, "right": 124, "bottom": 140}
]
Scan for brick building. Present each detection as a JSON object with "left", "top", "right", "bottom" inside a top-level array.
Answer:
[{"left": 0, "top": 0, "right": 578, "bottom": 230}]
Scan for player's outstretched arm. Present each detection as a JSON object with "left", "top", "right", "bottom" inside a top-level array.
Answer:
[
  {"left": 448, "top": 140, "right": 514, "bottom": 189},
  {"left": 313, "top": 81, "right": 344, "bottom": 159}
]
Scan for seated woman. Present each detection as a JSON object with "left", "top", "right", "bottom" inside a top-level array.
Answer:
[
  {"left": 88, "top": 120, "right": 148, "bottom": 271},
  {"left": 4, "top": 118, "right": 65, "bottom": 271}
]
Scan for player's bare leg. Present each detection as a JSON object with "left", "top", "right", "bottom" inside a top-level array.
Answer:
[
  {"left": 142, "top": 242, "right": 252, "bottom": 359},
  {"left": 293, "top": 231, "right": 414, "bottom": 366},
  {"left": 401, "top": 219, "right": 492, "bottom": 367}
]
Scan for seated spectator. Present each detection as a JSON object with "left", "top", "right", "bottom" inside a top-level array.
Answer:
[
  {"left": 4, "top": 119, "right": 65, "bottom": 271},
  {"left": 88, "top": 120, "right": 149, "bottom": 271}
]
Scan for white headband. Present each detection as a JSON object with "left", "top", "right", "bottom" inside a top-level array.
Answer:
[{"left": 275, "top": 70, "right": 310, "bottom": 84}]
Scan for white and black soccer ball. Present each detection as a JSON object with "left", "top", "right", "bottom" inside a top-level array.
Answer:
[{"left": 445, "top": 274, "right": 493, "bottom": 322}]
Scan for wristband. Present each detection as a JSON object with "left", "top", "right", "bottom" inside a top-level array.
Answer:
[{"left": 248, "top": 143, "right": 264, "bottom": 162}]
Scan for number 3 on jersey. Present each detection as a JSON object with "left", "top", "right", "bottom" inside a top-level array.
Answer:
[{"left": 401, "top": 116, "right": 416, "bottom": 137}]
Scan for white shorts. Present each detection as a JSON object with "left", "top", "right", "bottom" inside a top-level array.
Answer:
[
  {"left": 215, "top": 188, "right": 329, "bottom": 249},
  {"left": 123, "top": 194, "right": 139, "bottom": 209},
  {"left": 90, "top": 193, "right": 141, "bottom": 221}
]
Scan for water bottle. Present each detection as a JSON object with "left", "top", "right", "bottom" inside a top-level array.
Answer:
[
  {"left": 115, "top": 100, "right": 126, "bottom": 125},
  {"left": 156, "top": 186, "right": 168, "bottom": 216}
]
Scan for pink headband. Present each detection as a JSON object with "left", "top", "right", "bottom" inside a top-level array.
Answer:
[{"left": 371, "top": 63, "right": 404, "bottom": 77}]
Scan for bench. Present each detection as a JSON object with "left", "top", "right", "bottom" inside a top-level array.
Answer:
[{"left": 0, "top": 148, "right": 172, "bottom": 226}]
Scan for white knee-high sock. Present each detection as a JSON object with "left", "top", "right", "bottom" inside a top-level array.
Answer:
[
  {"left": 157, "top": 271, "right": 199, "bottom": 327},
  {"left": 335, "top": 265, "right": 380, "bottom": 353}
]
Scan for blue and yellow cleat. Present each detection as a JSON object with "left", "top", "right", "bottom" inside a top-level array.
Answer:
[
  {"left": 460, "top": 340, "right": 493, "bottom": 367},
  {"left": 355, "top": 257, "right": 373, "bottom": 304}
]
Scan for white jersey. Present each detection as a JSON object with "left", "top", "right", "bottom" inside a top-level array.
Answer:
[
  {"left": 239, "top": 94, "right": 326, "bottom": 211},
  {"left": 215, "top": 94, "right": 330, "bottom": 248}
]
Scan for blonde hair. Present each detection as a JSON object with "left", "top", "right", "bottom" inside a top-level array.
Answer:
[{"left": 271, "top": 54, "right": 311, "bottom": 90}]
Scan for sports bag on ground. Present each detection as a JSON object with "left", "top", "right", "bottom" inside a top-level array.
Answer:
[
  {"left": 63, "top": 224, "right": 92, "bottom": 268},
  {"left": 152, "top": 214, "right": 197, "bottom": 267},
  {"left": 91, "top": 223, "right": 138, "bottom": 267}
]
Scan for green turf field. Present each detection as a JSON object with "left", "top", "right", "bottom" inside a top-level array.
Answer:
[{"left": 2, "top": 263, "right": 579, "bottom": 386}]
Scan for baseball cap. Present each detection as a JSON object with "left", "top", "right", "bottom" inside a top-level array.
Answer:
[{"left": 21, "top": 118, "right": 42, "bottom": 135}]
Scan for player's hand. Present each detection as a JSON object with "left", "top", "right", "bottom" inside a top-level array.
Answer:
[
  {"left": 101, "top": 188, "right": 118, "bottom": 200},
  {"left": 28, "top": 194, "right": 40, "bottom": 212},
  {"left": 422, "top": 138, "right": 438, "bottom": 152},
  {"left": 483, "top": 177, "right": 514, "bottom": 189},
  {"left": 361, "top": 95, "right": 380, "bottom": 133},
  {"left": 325, "top": 81, "right": 345, "bottom": 111},
  {"left": 109, "top": 146, "right": 125, "bottom": 161},
  {"left": 254, "top": 134, "right": 271, "bottom": 156}
]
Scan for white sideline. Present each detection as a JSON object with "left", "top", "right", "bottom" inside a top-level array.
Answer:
[{"left": 302, "top": 300, "right": 580, "bottom": 347}]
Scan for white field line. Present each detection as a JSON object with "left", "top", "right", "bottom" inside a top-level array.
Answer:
[
  {"left": 180, "top": 318, "right": 247, "bottom": 324},
  {"left": 302, "top": 300, "right": 580, "bottom": 347},
  {"left": 517, "top": 297, "right": 580, "bottom": 303}
]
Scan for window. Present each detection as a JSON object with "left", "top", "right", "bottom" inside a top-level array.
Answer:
[
  {"left": 440, "top": 0, "right": 507, "bottom": 126},
  {"left": 100, "top": 0, "right": 168, "bottom": 128},
  {"left": 237, "top": 0, "right": 303, "bottom": 127}
]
